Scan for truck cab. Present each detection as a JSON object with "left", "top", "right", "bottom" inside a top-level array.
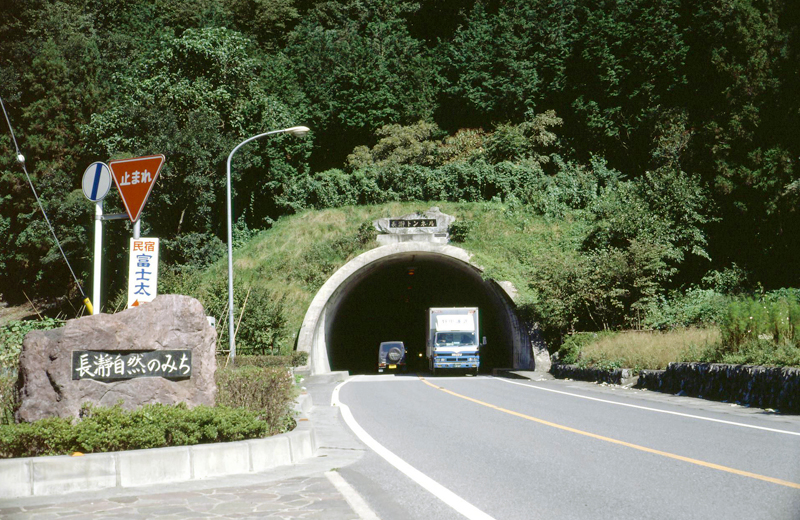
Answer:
[{"left": 427, "top": 307, "right": 482, "bottom": 375}]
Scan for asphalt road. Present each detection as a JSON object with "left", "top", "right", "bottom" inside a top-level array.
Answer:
[{"left": 333, "top": 374, "right": 800, "bottom": 520}]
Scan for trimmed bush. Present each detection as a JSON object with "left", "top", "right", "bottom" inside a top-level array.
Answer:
[{"left": 0, "top": 403, "right": 270, "bottom": 459}]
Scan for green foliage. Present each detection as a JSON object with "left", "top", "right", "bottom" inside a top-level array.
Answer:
[
  {"left": 700, "top": 291, "right": 800, "bottom": 367},
  {"left": 484, "top": 110, "right": 563, "bottom": 164},
  {"left": 701, "top": 339, "right": 800, "bottom": 368},
  {"left": 645, "top": 289, "right": 730, "bottom": 330},
  {"left": 287, "top": 0, "right": 437, "bottom": 166},
  {"left": 234, "top": 290, "right": 289, "bottom": 355},
  {"left": 439, "top": 1, "right": 575, "bottom": 125},
  {"left": 557, "top": 327, "right": 726, "bottom": 372},
  {"left": 720, "top": 295, "right": 800, "bottom": 348},
  {"left": 346, "top": 121, "right": 443, "bottom": 170},
  {"left": 448, "top": 219, "right": 474, "bottom": 243},
  {"left": 0, "top": 403, "right": 271, "bottom": 458},
  {"left": 0, "top": 318, "right": 65, "bottom": 371},
  {"left": 0, "top": 373, "right": 17, "bottom": 426},
  {"left": 559, "top": 331, "right": 618, "bottom": 365},
  {"left": 161, "top": 275, "right": 291, "bottom": 356},
  {"left": 220, "top": 352, "right": 308, "bottom": 368},
  {"left": 215, "top": 365, "right": 296, "bottom": 433}
]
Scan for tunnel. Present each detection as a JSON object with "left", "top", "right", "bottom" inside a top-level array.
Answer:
[{"left": 297, "top": 242, "right": 542, "bottom": 375}]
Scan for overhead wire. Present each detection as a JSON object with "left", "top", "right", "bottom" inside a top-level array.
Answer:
[{"left": 0, "top": 95, "right": 93, "bottom": 314}]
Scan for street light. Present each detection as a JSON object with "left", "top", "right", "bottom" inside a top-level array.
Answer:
[{"left": 226, "top": 126, "right": 310, "bottom": 365}]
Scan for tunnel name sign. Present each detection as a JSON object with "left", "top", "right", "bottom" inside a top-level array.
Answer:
[
  {"left": 72, "top": 350, "right": 192, "bottom": 382},
  {"left": 389, "top": 219, "right": 437, "bottom": 228}
]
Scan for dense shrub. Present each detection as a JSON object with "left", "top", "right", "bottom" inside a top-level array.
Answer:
[
  {"left": 0, "top": 318, "right": 64, "bottom": 371},
  {"left": 720, "top": 295, "right": 800, "bottom": 349},
  {"left": 0, "top": 373, "right": 17, "bottom": 426},
  {"left": 645, "top": 289, "right": 730, "bottom": 330},
  {"left": 0, "top": 403, "right": 270, "bottom": 459},
  {"left": 215, "top": 365, "right": 296, "bottom": 435},
  {"left": 700, "top": 339, "right": 800, "bottom": 367}
]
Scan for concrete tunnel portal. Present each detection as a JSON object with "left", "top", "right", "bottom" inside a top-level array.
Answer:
[{"left": 297, "top": 243, "right": 540, "bottom": 375}]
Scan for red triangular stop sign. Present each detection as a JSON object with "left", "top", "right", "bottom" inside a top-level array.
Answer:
[{"left": 108, "top": 155, "right": 165, "bottom": 222}]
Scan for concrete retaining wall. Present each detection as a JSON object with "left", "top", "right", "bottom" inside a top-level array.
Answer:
[
  {"left": 550, "top": 362, "right": 800, "bottom": 413},
  {"left": 549, "top": 364, "right": 636, "bottom": 385},
  {"left": 637, "top": 363, "right": 800, "bottom": 413},
  {"left": 0, "top": 393, "right": 318, "bottom": 498}
]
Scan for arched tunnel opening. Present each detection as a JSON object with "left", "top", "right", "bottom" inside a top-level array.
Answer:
[{"left": 325, "top": 252, "right": 516, "bottom": 374}]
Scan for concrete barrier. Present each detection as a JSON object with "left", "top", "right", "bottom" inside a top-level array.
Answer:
[
  {"left": 118, "top": 446, "right": 191, "bottom": 488},
  {"left": 0, "top": 394, "right": 318, "bottom": 498},
  {"left": 550, "top": 362, "right": 800, "bottom": 413},
  {"left": 549, "top": 364, "right": 637, "bottom": 386}
]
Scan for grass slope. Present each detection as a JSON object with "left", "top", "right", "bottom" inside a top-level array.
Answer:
[{"left": 170, "top": 201, "right": 578, "bottom": 356}]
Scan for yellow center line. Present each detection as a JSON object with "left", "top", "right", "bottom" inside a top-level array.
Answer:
[{"left": 419, "top": 376, "right": 800, "bottom": 490}]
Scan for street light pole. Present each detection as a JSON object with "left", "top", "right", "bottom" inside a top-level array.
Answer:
[{"left": 226, "top": 126, "right": 310, "bottom": 365}]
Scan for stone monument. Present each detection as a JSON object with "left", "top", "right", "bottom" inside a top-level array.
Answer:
[{"left": 17, "top": 294, "right": 216, "bottom": 422}]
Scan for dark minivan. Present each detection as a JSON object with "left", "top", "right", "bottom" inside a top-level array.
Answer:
[{"left": 377, "top": 341, "right": 407, "bottom": 373}]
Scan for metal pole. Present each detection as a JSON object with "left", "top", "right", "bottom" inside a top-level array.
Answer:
[
  {"left": 92, "top": 200, "right": 103, "bottom": 314},
  {"left": 226, "top": 126, "right": 309, "bottom": 366},
  {"left": 226, "top": 153, "right": 235, "bottom": 365},
  {"left": 133, "top": 219, "right": 141, "bottom": 240}
]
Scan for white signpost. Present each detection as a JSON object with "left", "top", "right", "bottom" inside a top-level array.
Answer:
[
  {"left": 127, "top": 237, "right": 159, "bottom": 308},
  {"left": 81, "top": 162, "right": 113, "bottom": 314}
]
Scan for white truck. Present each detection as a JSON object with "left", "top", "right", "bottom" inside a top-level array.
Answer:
[{"left": 427, "top": 307, "right": 482, "bottom": 375}]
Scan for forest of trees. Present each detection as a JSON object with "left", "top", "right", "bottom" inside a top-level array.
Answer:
[{"left": 1, "top": 0, "right": 798, "bottom": 330}]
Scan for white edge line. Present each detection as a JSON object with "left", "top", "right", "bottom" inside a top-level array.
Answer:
[
  {"left": 332, "top": 378, "right": 497, "bottom": 520},
  {"left": 492, "top": 377, "right": 800, "bottom": 437},
  {"left": 325, "top": 471, "right": 381, "bottom": 520}
]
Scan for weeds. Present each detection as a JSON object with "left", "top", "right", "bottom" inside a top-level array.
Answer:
[{"left": 563, "top": 328, "right": 721, "bottom": 372}]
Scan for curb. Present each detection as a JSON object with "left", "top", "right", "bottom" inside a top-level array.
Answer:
[{"left": 0, "top": 393, "right": 318, "bottom": 499}]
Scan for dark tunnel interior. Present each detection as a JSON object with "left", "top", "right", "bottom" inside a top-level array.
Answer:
[{"left": 327, "top": 254, "right": 514, "bottom": 374}]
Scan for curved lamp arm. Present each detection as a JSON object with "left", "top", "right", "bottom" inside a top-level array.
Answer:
[{"left": 226, "top": 126, "right": 310, "bottom": 364}]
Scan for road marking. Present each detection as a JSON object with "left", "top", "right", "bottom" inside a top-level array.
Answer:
[
  {"left": 332, "top": 378, "right": 498, "bottom": 520},
  {"left": 419, "top": 377, "right": 800, "bottom": 490},
  {"left": 325, "top": 471, "right": 381, "bottom": 520},
  {"left": 492, "top": 377, "right": 800, "bottom": 437}
]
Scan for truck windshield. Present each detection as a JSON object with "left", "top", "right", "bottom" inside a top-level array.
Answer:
[{"left": 435, "top": 332, "right": 476, "bottom": 346}]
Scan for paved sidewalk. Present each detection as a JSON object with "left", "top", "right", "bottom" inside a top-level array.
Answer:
[{"left": 0, "top": 473, "right": 360, "bottom": 519}]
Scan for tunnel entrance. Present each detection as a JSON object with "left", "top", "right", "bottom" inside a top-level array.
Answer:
[
  {"left": 327, "top": 254, "right": 512, "bottom": 374},
  {"left": 297, "top": 242, "right": 539, "bottom": 375}
]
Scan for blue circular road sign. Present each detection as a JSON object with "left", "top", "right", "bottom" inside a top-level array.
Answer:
[{"left": 82, "top": 162, "right": 112, "bottom": 202}]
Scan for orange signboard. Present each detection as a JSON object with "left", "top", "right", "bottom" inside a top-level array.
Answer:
[{"left": 108, "top": 155, "right": 165, "bottom": 222}]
